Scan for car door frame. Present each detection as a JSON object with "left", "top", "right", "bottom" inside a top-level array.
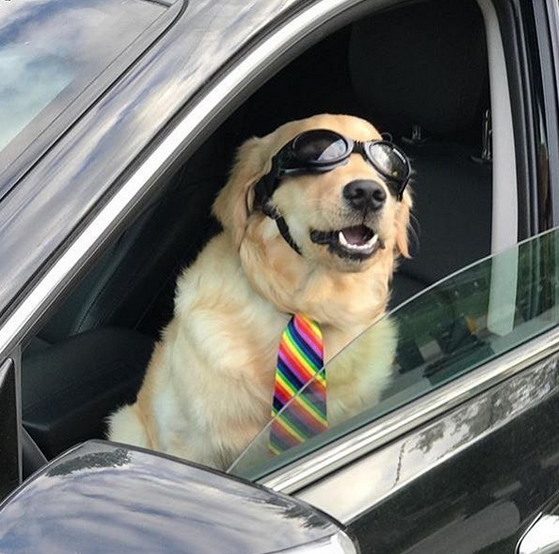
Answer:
[
  {"left": 0, "top": 0, "right": 556, "bottom": 528},
  {"left": 299, "top": 344, "right": 559, "bottom": 553},
  {"left": 519, "top": 0, "right": 559, "bottom": 236},
  {"left": 0, "top": 354, "right": 22, "bottom": 498}
]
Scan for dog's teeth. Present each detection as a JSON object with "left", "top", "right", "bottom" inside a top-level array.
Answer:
[
  {"left": 338, "top": 231, "right": 378, "bottom": 252},
  {"left": 339, "top": 231, "right": 350, "bottom": 247},
  {"left": 367, "top": 234, "right": 379, "bottom": 247}
]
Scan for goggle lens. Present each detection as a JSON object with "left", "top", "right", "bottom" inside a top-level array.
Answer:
[
  {"left": 293, "top": 130, "right": 348, "bottom": 164},
  {"left": 367, "top": 142, "right": 409, "bottom": 182},
  {"left": 271, "top": 129, "right": 410, "bottom": 197}
]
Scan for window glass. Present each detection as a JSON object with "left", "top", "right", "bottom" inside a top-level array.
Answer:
[
  {"left": 229, "top": 228, "right": 559, "bottom": 479},
  {"left": 0, "top": 45, "right": 73, "bottom": 151},
  {"left": 0, "top": 0, "right": 166, "bottom": 180}
]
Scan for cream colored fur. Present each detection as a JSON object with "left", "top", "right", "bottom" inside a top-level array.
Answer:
[{"left": 108, "top": 114, "right": 412, "bottom": 470}]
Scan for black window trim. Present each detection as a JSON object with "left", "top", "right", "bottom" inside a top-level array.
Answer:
[
  {"left": 0, "top": 354, "right": 22, "bottom": 499},
  {"left": 499, "top": 0, "right": 559, "bottom": 237},
  {"left": 534, "top": 0, "right": 559, "bottom": 229}
]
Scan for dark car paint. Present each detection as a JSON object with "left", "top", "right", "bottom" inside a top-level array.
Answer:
[
  {"left": 0, "top": 441, "right": 341, "bottom": 554},
  {"left": 0, "top": 0, "right": 558, "bottom": 552},
  {"left": 338, "top": 352, "right": 559, "bottom": 553},
  {"left": 0, "top": 0, "right": 308, "bottom": 330}
]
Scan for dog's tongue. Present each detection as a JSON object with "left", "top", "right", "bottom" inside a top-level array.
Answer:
[{"left": 341, "top": 225, "right": 372, "bottom": 246}]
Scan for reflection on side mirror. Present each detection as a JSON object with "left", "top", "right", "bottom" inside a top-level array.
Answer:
[{"left": 519, "top": 514, "right": 559, "bottom": 554}]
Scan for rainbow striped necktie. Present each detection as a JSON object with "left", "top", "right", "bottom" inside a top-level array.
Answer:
[{"left": 269, "top": 313, "right": 327, "bottom": 455}]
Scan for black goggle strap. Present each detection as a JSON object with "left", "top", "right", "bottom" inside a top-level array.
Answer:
[
  {"left": 253, "top": 153, "right": 283, "bottom": 211},
  {"left": 252, "top": 156, "right": 303, "bottom": 256},
  {"left": 274, "top": 213, "right": 303, "bottom": 256}
]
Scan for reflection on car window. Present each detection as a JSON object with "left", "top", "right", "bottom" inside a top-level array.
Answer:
[
  {"left": 229, "top": 228, "right": 559, "bottom": 479},
  {"left": 0, "top": 46, "right": 73, "bottom": 151},
  {"left": 0, "top": 0, "right": 166, "bottom": 172}
]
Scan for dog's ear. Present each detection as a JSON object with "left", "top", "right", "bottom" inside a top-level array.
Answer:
[
  {"left": 212, "top": 136, "right": 269, "bottom": 248},
  {"left": 395, "top": 189, "right": 412, "bottom": 258}
]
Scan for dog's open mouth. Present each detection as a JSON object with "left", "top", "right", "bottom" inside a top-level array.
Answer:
[{"left": 310, "top": 225, "right": 383, "bottom": 260}]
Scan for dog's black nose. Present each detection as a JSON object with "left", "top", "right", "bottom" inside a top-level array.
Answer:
[{"left": 343, "top": 180, "right": 386, "bottom": 211}]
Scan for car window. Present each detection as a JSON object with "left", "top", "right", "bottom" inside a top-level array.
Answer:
[
  {"left": 0, "top": 44, "right": 72, "bottom": 152},
  {"left": 229, "top": 227, "right": 559, "bottom": 480},
  {"left": 0, "top": 0, "right": 170, "bottom": 193}
]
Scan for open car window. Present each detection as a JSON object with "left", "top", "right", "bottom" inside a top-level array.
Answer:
[{"left": 229, "top": 227, "right": 559, "bottom": 480}]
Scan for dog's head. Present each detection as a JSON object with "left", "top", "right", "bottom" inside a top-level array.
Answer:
[{"left": 214, "top": 114, "right": 412, "bottom": 276}]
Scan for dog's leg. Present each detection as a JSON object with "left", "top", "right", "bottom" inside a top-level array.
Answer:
[{"left": 107, "top": 404, "right": 152, "bottom": 449}]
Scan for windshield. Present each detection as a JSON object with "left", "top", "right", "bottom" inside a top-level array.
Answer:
[
  {"left": 229, "top": 228, "right": 559, "bottom": 480},
  {"left": 0, "top": 0, "right": 167, "bottom": 187}
]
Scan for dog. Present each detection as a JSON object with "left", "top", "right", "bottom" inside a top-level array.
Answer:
[{"left": 108, "top": 114, "right": 412, "bottom": 470}]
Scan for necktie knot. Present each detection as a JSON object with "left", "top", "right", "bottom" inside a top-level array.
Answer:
[{"left": 269, "top": 313, "right": 327, "bottom": 455}]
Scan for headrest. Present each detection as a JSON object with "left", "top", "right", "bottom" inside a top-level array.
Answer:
[{"left": 349, "top": 0, "right": 488, "bottom": 139}]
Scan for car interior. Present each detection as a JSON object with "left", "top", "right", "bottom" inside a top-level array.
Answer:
[{"left": 21, "top": 0, "right": 499, "bottom": 472}]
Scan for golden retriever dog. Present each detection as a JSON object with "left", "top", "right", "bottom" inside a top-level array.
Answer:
[{"left": 108, "top": 114, "right": 412, "bottom": 470}]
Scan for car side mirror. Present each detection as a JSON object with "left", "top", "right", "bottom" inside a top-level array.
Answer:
[
  {"left": 518, "top": 499, "right": 559, "bottom": 554},
  {"left": 0, "top": 440, "right": 358, "bottom": 554}
]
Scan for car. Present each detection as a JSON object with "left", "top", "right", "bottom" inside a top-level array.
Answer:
[{"left": 0, "top": 0, "right": 558, "bottom": 550}]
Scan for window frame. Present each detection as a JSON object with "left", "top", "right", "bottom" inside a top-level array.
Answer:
[
  {"left": 0, "top": 353, "right": 22, "bottom": 500},
  {"left": 0, "top": 0, "right": 548, "bottom": 500}
]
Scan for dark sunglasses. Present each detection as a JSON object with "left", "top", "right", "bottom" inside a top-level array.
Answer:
[
  {"left": 266, "top": 129, "right": 411, "bottom": 199},
  {"left": 252, "top": 128, "right": 411, "bottom": 256}
]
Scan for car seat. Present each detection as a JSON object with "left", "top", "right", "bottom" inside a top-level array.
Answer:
[
  {"left": 21, "top": 132, "right": 235, "bottom": 458},
  {"left": 348, "top": 0, "right": 492, "bottom": 307}
]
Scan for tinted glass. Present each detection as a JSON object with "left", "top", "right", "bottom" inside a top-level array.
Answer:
[
  {"left": 0, "top": 0, "right": 166, "bottom": 183},
  {"left": 368, "top": 142, "right": 409, "bottom": 181},
  {"left": 229, "top": 228, "right": 559, "bottom": 479},
  {"left": 293, "top": 130, "right": 348, "bottom": 163}
]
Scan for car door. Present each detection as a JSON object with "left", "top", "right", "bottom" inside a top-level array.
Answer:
[
  {"left": 226, "top": 227, "right": 559, "bottom": 553},
  {"left": 0, "top": 0, "right": 557, "bottom": 549}
]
